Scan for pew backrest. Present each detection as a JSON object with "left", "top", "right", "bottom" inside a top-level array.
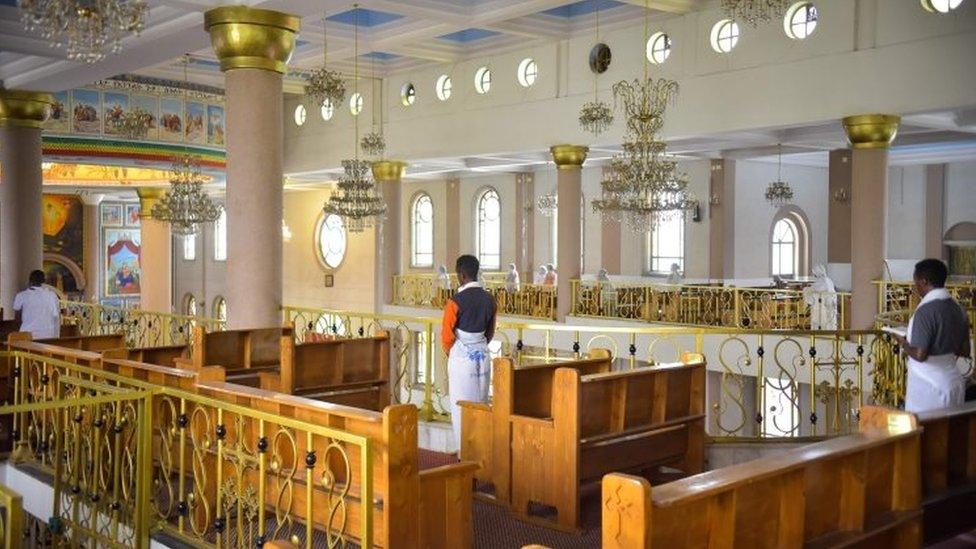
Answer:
[
  {"left": 915, "top": 401, "right": 976, "bottom": 544},
  {"left": 192, "top": 325, "right": 293, "bottom": 371}
]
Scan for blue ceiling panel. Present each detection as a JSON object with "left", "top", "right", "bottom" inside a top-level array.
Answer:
[
  {"left": 327, "top": 8, "right": 404, "bottom": 27},
  {"left": 541, "top": 0, "right": 625, "bottom": 18},
  {"left": 0, "top": 0, "right": 16, "bottom": 6},
  {"left": 438, "top": 28, "right": 501, "bottom": 43},
  {"left": 363, "top": 51, "right": 400, "bottom": 61}
]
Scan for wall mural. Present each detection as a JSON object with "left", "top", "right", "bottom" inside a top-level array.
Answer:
[
  {"left": 42, "top": 194, "right": 84, "bottom": 270},
  {"left": 71, "top": 89, "right": 101, "bottom": 134},
  {"left": 104, "top": 228, "right": 141, "bottom": 296}
]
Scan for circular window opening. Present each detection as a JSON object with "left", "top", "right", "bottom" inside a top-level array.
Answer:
[
  {"left": 710, "top": 19, "right": 740, "bottom": 54},
  {"left": 589, "top": 43, "right": 612, "bottom": 74},
  {"left": 921, "top": 0, "right": 964, "bottom": 12},
  {"left": 320, "top": 99, "right": 334, "bottom": 121},
  {"left": 401, "top": 83, "right": 416, "bottom": 106},
  {"left": 435, "top": 74, "right": 452, "bottom": 101},
  {"left": 784, "top": 2, "right": 818, "bottom": 39},
  {"left": 646, "top": 32, "right": 672, "bottom": 64},
  {"left": 349, "top": 93, "right": 363, "bottom": 116},
  {"left": 315, "top": 213, "right": 347, "bottom": 269},
  {"left": 474, "top": 66, "right": 491, "bottom": 94},
  {"left": 293, "top": 104, "right": 307, "bottom": 126},
  {"left": 517, "top": 58, "right": 538, "bottom": 87}
]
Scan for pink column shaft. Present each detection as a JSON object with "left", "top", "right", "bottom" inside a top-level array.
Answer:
[{"left": 0, "top": 126, "right": 43, "bottom": 318}]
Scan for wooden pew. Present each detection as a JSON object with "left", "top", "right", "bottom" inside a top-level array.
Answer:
[
  {"left": 196, "top": 381, "right": 478, "bottom": 548},
  {"left": 512, "top": 357, "right": 705, "bottom": 529},
  {"left": 916, "top": 401, "right": 976, "bottom": 544},
  {"left": 100, "top": 357, "right": 224, "bottom": 389},
  {"left": 459, "top": 350, "right": 615, "bottom": 505},
  {"left": 36, "top": 333, "right": 126, "bottom": 352},
  {"left": 267, "top": 330, "right": 392, "bottom": 411},
  {"left": 188, "top": 325, "right": 291, "bottom": 387},
  {"left": 104, "top": 344, "right": 190, "bottom": 369},
  {"left": 601, "top": 405, "right": 922, "bottom": 549}
]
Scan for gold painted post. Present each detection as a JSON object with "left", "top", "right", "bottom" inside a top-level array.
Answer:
[
  {"left": 135, "top": 394, "right": 153, "bottom": 549},
  {"left": 756, "top": 334, "right": 764, "bottom": 438},
  {"left": 421, "top": 323, "right": 435, "bottom": 421},
  {"left": 257, "top": 418, "right": 266, "bottom": 543},
  {"left": 734, "top": 288, "right": 742, "bottom": 328},
  {"left": 177, "top": 398, "right": 187, "bottom": 534},
  {"left": 360, "top": 438, "right": 373, "bottom": 549},
  {"left": 0, "top": 484, "right": 24, "bottom": 549}
]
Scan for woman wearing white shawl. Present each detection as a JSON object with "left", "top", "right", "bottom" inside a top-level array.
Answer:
[
  {"left": 533, "top": 266, "right": 547, "bottom": 285},
  {"left": 803, "top": 264, "right": 838, "bottom": 330},
  {"left": 505, "top": 263, "right": 520, "bottom": 292},
  {"left": 597, "top": 268, "right": 617, "bottom": 316},
  {"left": 436, "top": 265, "right": 451, "bottom": 290}
]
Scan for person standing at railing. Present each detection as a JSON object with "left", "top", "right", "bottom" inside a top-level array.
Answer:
[
  {"left": 442, "top": 254, "right": 497, "bottom": 452},
  {"left": 894, "top": 259, "right": 971, "bottom": 412},
  {"left": 13, "top": 270, "right": 61, "bottom": 339},
  {"left": 533, "top": 265, "right": 547, "bottom": 285},
  {"left": 544, "top": 264, "right": 557, "bottom": 286},
  {"left": 597, "top": 268, "right": 618, "bottom": 316},
  {"left": 804, "top": 264, "right": 838, "bottom": 330},
  {"left": 436, "top": 265, "right": 451, "bottom": 290},
  {"left": 505, "top": 263, "right": 521, "bottom": 292}
]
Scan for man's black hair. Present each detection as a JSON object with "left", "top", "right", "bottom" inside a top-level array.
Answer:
[
  {"left": 914, "top": 258, "right": 948, "bottom": 288},
  {"left": 455, "top": 254, "right": 480, "bottom": 281},
  {"left": 28, "top": 270, "right": 46, "bottom": 287}
]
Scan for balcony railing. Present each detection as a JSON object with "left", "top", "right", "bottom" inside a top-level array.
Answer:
[
  {"left": 392, "top": 273, "right": 557, "bottom": 321},
  {"left": 62, "top": 301, "right": 224, "bottom": 348}
]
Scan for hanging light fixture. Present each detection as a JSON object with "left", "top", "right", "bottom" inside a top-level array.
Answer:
[
  {"left": 536, "top": 161, "right": 557, "bottom": 217},
  {"left": 18, "top": 0, "right": 148, "bottom": 63},
  {"left": 579, "top": 1, "right": 613, "bottom": 135},
  {"left": 721, "top": 0, "right": 790, "bottom": 27},
  {"left": 151, "top": 54, "right": 222, "bottom": 235},
  {"left": 305, "top": 13, "right": 346, "bottom": 108},
  {"left": 765, "top": 144, "right": 794, "bottom": 207},
  {"left": 591, "top": 0, "right": 695, "bottom": 232},
  {"left": 360, "top": 49, "right": 386, "bottom": 157},
  {"left": 323, "top": 4, "right": 386, "bottom": 233}
]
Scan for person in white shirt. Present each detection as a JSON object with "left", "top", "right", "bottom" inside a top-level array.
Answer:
[
  {"left": 13, "top": 270, "right": 61, "bottom": 339},
  {"left": 504, "top": 263, "right": 521, "bottom": 292}
]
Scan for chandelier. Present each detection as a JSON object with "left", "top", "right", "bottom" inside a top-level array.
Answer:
[
  {"left": 579, "top": 1, "right": 613, "bottom": 136},
  {"left": 765, "top": 144, "right": 794, "bottom": 207},
  {"left": 361, "top": 131, "right": 386, "bottom": 157},
  {"left": 537, "top": 193, "right": 557, "bottom": 217},
  {"left": 322, "top": 4, "right": 386, "bottom": 233},
  {"left": 151, "top": 154, "right": 222, "bottom": 235},
  {"left": 19, "top": 0, "right": 148, "bottom": 63},
  {"left": 304, "top": 14, "right": 346, "bottom": 107},
  {"left": 110, "top": 108, "right": 152, "bottom": 139},
  {"left": 721, "top": 0, "right": 790, "bottom": 26}
]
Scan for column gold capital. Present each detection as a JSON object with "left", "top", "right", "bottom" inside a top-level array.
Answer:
[
  {"left": 550, "top": 145, "right": 589, "bottom": 170},
  {"left": 136, "top": 187, "right": 166, "bottom": 220},
  {"left": 204, "top": 6, "right": 301, "bottom": 74},
  {"left": 842, "top": 114, "right": 900, "bottom": 149},
  {"left": 372, "top": 160, "right": 408, "bottom": 183},
  {"left": 0, "top": 89, "right": 55, "bottom": 129}
]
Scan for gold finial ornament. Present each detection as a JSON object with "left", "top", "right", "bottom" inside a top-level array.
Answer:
[
  {"left": 371, "top": 160, "right": 407, "bottom": 183},
  {"left": 204, "top": 6, "right": 301, "bottom": 74},
  {"left": 550, "top": 145, "right": 589, "bottom": 169},
  {"left": 136, "top": 187, "right": 166, "bottom": 220},
  {"left": 0, "top": 89, "right": 55, "bottom": 129},
  {"left": 842, "top": 114, "right": 901, "bottom": 149}
]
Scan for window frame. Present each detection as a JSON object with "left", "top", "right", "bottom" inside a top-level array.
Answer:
[
  {"left": 474, "top": 66, "right": 491, "bottom": 94},
  {"left": 349, "top": 92, "right": 364, "bottom": 116},
  {"left": 645, "top": 216, "right": 685, "bottom": 275},
  {"left": 212, "top": 296, "right": 227, "bottom": 322},
  {"left": 182, "top": 233, "right": 196, "bottom": 261},
  {"left": 475, "top": 187, "right": 502, "bottom": 271},
  {"left": 646, "top": 32, "right": 672, "bottom": 64},
  {"left": 784, "top": 2, "right": 818, "bottom": 40},
  {"left": 320, "top": 99, "right": 335, "bottom": 121},
  {"left": 315, "top": 212, "right": 348, "bottom": 270},
  {"left": 435, "top": 74, "right": 452, "bottom": 101},
  {"left": 401, "top": 83, "right": 416, "bottom": 106},
  {"left": 710, "top": 19, "right": 740, "bottom": 53},
  {"left": 921, "top": 0, "right": 964, "bottom": 13},
  {"left": 771, "top": 217, "right": 799, "bottom": 278},
  {"left": 293, "top": 104, "right": 307, "bottom": 126},
  {"left": 213, "top": 209, "right": 227, "bottom": 261},
  {"left": 183, "top": 293, "right": 197, "bottom": 317},
  {"left": 517, "top": 58, "right": 538, "bottom": 87},
  {"left": 410, "top": 193, "right": 435, "bottom": 268}
]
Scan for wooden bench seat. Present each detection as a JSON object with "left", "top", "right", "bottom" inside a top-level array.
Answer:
[
  {"left": 916, "top": 401, "right": 976, "bottom": 544},
  {"left": 36, "top": 333, "right": 126, "bottom": 352},
  {"left": 601, "top": 406, "right": 922, "bottom": 549},
  {"left": 188, "top": 325, "right": 291, "bottom": 387},
  {"left": 112, "top": 344, "right": 189, "bottom": 368}
]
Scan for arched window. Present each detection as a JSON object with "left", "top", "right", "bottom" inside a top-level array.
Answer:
[
  {"left": 213, "top": 209, "right": 227, "bottom": 261},
  {"left": 183, "top": 294, "right": 197, "bottom": 316},
  {"left": 212, "top": 296, "right": 227, "bottom": 322},
  {"left": 183, "top": 233, "right": 196, "bottom": 261},
  {"left": 647, "top": 216, "right": 685, "bottom": 274},
  {"left": 411, "top": 193, "right": 434, "bottom": 268},
  {"left": 771, "top": 218, "right": 797, "bottom": 277},
  {"left": 475, "top": 188, "right": 501, "bottom": 270}
]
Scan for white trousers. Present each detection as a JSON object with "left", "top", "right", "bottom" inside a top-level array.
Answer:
[{"left": 447, "top": 336, "right": 491, "bottom": 452}]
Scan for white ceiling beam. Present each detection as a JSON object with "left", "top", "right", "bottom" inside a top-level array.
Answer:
[{"left": 614, "top": 0, "right": 698, "bottom": 14}]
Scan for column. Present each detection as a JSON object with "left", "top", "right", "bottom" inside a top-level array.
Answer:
[
  {"left": 136, "top": 188, "right": 172, "bottom": 313},
  {"left": 205, "top": 6, "right": 299, "bottom": 329},
  {"left": 843, "top": 114, "right": 900, "bottom": 329},
  {"left": 827, "top": 149, "right": 853, "bottom": 289},
  {"left": 924, "top": 164, "right": 946, "bottom": 259},
  {"left": 708, "top": 159, "right": 735, "bottom": 280},
  {"left": 79, "top": 192, "right": 104, "bottom": 301},
  {"left": 551, "top": 145, "right": 588, "bottom": 321},
  {"left": 444, "top": 176, "right": 461, "bottom": 265},
  {"left": 515, "top": 172, "right": 535, "bottom": 275},
  {"left": 0, "top": 90, "right": 53, "bottom": 319},
  {"left": 373, "top": 161, "right": 406, "bottom": 310},
  {"left": 601, "top": 219, "right": 621, "bottom": 275}
]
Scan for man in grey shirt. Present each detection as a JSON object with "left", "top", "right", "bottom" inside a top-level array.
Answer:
[{"left": 895, "top": 259, "right": 971, "bottom": 412}]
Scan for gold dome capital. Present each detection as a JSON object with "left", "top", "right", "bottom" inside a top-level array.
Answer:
[
  {"left": 550, "top": 145, "right": 588, "bottom": 169},
  {"left": 0, "top": 89, "right": 55, "bottom": 129},
  {"left": 372, "top": 160, "right": 408, "bottom": 182},
  {"left": 136, "top": 187, "right": 166, "bottom": 219},
  {"left": 204, "top": 6, "right": 301, "bottom": 74},
  {"left": 842, "top": 114, "right": 900, "bottom": 149}
]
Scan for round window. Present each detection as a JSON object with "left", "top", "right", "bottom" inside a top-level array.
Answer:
[
  {"left": 517, "top": 58, "right": 538, "bottom": 87},
  {"left": 589, "top": 43, "right": 612, "bottom": 74},
  {"left": 710, "top": 19, "right": 740, "bottom": 54},
  {"left": 293, "top": 104, "right": 307, "bottom": 126},
  {"left": 921, "top": 0, "right": 964, "bottom": 12},
  {"left": 315, "top": 213, "right": 347, "bottom": 269},
  {"left": 401, "top": 83, "right": 416, "bottom": 106},
  {"left": 474, "top": 66, "right": 491, "bottom": 94},
  {"left": 349, "top": 93, "right": 363, "bottom": 116},
  {"left": 646, "top": 32, "right": 672, "bottom": 64},
  {"left": 321, "top": 99, "right": 334, "bottom": 121},
  {"left": 435, "top": 74, "right": 452, "bottom": 101},
  {"left": 784, "top": 2, "right": 818, "bottom": 40}
]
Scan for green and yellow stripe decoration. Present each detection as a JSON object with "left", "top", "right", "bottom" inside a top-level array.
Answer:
[{"left": 42, "top": 136, "right": 226, "bottom": 170}]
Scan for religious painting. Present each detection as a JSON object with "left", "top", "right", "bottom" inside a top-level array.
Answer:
[
  {"left": 159, "top": 98, "right": 183, "bottom": 142},
  {"left": 104, "top": 229, "right": 141, "bottom": 296},
  {"left": 43, "top": 259, "right": 81, "bottom": 296},
  {"left": 101, "top": 203, "right": 123, "bottom": 227},
  {"left": 125, "top": 203, "right": 141, "bottom": 227},
  {"left": 42, "top": 194, "right": 84, "bottom": 269},
  {"left": 103, "top": 91, "right": 129, "bottom": 135},
  {"left": 207, "top": 104, "right": 225, "bottom": 145},
  {"left": 46, "top": 91, "right": 70, "bottom": 133},
  {"left": 71, "top": 89, "right": 101, "bottom": 134},
  {"left": 129, "top": 94, "right": 158, "bottom": 141},
  {"left": 185, "top": 101, "right": 206, "bottom": 144}
]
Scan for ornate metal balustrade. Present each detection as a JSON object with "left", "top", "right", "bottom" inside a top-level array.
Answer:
[
  {"left": 0, "top": 350, "right": 372, "bottom": 548},
  {"left": 62, "top": 301, "right": 224, "bottom": 348},
  {"left": 392, "top": 274, "right": 557, "bottom": 321},
  {"left": 876, "top": 279, "right": 976, "bottom": 315},
  {"left": 0, "top": 484, "right": 24, "bottom": 549},
  {"left": 571, "top": 280, "right": 852, "bottom": 330}
]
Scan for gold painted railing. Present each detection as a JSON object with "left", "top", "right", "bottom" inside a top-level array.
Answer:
[
  {"left": 392, "top": 273, "right": 557, "bottom": 320},
  {"left": 876, "top": 279, "right": 976, "bottom": 315},
  {"left": 1, "top": 350, "right": 372, "bottom": 548},
  {"left": 283, "top": 305, "right": 903, "bottom": 441},
  {"left": 62, "top": 301, "right": 224, "bottom": 348},
  {"left": 0, "top": 484, "right": 23, "bottom": 549},
  {"left": 571, "top": 279, "right": 852, "bottom": 330}
]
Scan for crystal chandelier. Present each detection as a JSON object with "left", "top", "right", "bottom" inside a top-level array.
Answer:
[
  {"left": 721, "top": 0, "right": 790, "bottom": 27},
  {"left": 360, "top": 131, "right": 386, "bottom": 157},
  {"left": 19, "top": 0, "right": 148, "bottom": 63},
  {"left": 151, "top": 154, "right": 222, "bottom": 235},
  {"left": 304, "top": 14, "right": 346, "bottom": 107},
  {"left": 322, "top": 4, "right": 386, "bottom": 233},
  {"left": 579, "top": 1, "right": 613, "bottom": 136},
  {"left": 765, "top": 144, "right": 794, "bottom": 207},
  {"left": 536, "top": 161, "right": 557, "bottom": 216}
]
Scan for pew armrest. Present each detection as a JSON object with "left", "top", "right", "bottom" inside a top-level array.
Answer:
[
  {"left": 419, "top": 460, "right": 479, "bottom": 481},
  {"left": 259, "top": 372, "right": 281, "bottom": 392},
  {"left": 173, "top": 357, "right": 198, "bottom": 370},
  {"left": 509, "top": 415, "right": 554, "bottom": 428},
  {"left": 419, "top": 461, "right": 479, "bottom": 549},
  {"left": 457, "top": 401, "right": 490, "bottom": 412}
]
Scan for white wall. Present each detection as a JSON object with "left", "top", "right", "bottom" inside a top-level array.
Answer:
[
  {"left": 946, "top": 161, "right": 976, "bottom": 233},
  {"left": 172, "top": 204, "right": 227, "bottom": 317},
  {"left": 886, "top": 165, "right": 926, "bottom": 260}
]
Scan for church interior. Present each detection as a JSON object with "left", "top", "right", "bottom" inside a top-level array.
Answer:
[{"left": 0, "top": 0, "right": 975, "bottom": 547}]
